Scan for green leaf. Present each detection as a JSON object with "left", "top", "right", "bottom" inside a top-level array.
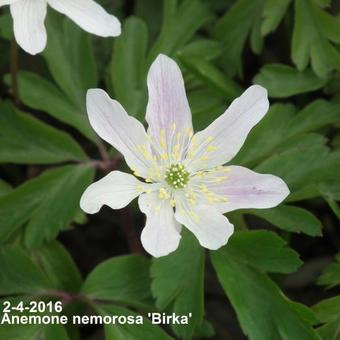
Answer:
[
  {"left": 250, "top": 15, "right": 264, "bottom": 54},
  {"left": 42, "top": 325, "right": 70, "bottom": 340},
  {"left": 179, "top": 56, "right": 242, "bottom": 100},
  {"left": 313, "top": 296, "right": 340, "bottom": 323},
  {"left": 0, "top": 180, "right": 12, "bottom": 197},
  {"left": 213, "top": 0, "right": 264, "bottom": 77},
  {"left": 148, "top": 0, "right": 212, "bottom": 62},
  {"left": 317, "top": 254, "right": 340, "bottom": 288},
  {"left": 286, "top": 99, "right": 340, "bottom": 137},
  {"left": 110, "top": 17, "right": 148, "bottom": 118},
  {"left": 95, "top": 304, "right": 172, "bottom": 340},
  {"left": 255, "top": 141, "right": 329, "bottom": 195},
  {"left": 236, "top": 98, "right": 338, "bottom": 167},
  {"left": 321, "top": 193, "right": 340, "bottom": 220},
  {"left": 4, "top": 71, "right": 95, "bottom": 142},
  {"left": 233, "top": 103, "right": 297, "bottom": 166},
  {"left": 290, "top": 301, "right": 320, "bottom": 325},
  {"left": 0, "top": 165, "right": 94, "bottom": 246},
  {"left": 313, "top": 0, "right": 331, "bottom": 7},
  {"left": 311, "top": 151, "right": 340, "bottom": 187},
  {"left": 189, "top": 88, "right": 225, "bottom": 130},
  {"left": 32, "top": 241, "right": 82, "bottom": 292},
  {"left": 0, "top": 323, "right": 69, "bottom": 340},
  {"left": 0, "top": 245, "right": 52, "bottom": 295},
  {"left": 254, "top": 64, "right": 327, "bottom": 97},
  {"left": 225, "top": 230, "right": 302, "bottom": 273},
  {"left": 313, "top": 296, "right": 340, "bottom": 340},
  {"left": 247, "top": 205, "right": 322, "bottom": 236},
  {"left": 211, "top": 247, "right": 321, "bottom": 340},
  {"left": 82, "top": 255, "right": 152, "bottom": 308},
  {"left": 279, "top": 132, "right": 327, "bottom": 152},
  {"left": 286, "top": 149, "right": 340, "bottom": 201},
  {"left": 193, "top": 319, "right": 215, "bottom": 338},
  {"left": 332, "top": 133, "right": 340, "bottom": 148},
  {"left": 292, "top": 0, "right": 340, "bottom": 77},
  {"left": 0, "top": 102, "right": 87, "bottom": 164},
  {"left": 317, "top": 318, "right": 340, "bottom": 340},
  {"left": 151, "top": 231, "right": 204, "bottom": 339},
  {"left": 261, "top": 0, "right": 292, "bottom": 35},
  {"left": 134, "top": 0, "right": 163, "bottom": 42},
  {"left": 0, "top": 12, "right": 12, "bottom": 40},
  {"left": 43, "top": 11, "right": 97, "bottom": 109},
  {"left": 178, "top": 39, "right": 223, "bottom": 61}
]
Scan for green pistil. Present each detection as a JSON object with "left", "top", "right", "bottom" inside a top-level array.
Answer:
[{"left": 165, "top": 164, "right": 189, "bottom": 189}]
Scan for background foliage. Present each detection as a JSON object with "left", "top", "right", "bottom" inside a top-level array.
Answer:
[{"left": 0, "top": 0, "right": 340, "bottom": 339}]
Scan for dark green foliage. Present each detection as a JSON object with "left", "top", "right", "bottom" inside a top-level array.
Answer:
[
  {"left": 82, "top": 255, "right": 153, "bottom": 308},
  {"left": 0, "top": 165, "right": 94, "bottom": 247},
  {"left": 0, "top": 102, "right": 87, "bottom": 164},
  {"left": 151, "top": 231, "right": 205, "bottom": 339},
  {"left": 211, "top": 242, "right": 320, "bottom": 340}
]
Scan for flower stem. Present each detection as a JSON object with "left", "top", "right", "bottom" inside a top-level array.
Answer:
[
  {"left": 120, "top": 207, "right": 144, "bottom": 255},
  {"left": 81, "top": 157, "right": 142, "bottom": 254},
  {"left": 96, "top": 138, "right": 110, "bottom": 162}
]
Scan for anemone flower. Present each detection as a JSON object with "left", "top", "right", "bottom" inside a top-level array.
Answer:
[
  {"left": 0, "top": 0, "right": 121, "bottom": 55},
  {"left": 80, "top": 54, "right": 289, "bottom": 257}
]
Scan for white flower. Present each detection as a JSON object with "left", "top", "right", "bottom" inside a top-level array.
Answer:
[
  {"left": 80, "top": 54, "right": 290, "bottom": 257},
  {"left": 0, "top": 0, "right": 121, "bottom": 55}
]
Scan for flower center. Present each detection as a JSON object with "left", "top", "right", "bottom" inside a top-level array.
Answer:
[{"left": 165, "top": 164, "right": 189, "bottom": 189}]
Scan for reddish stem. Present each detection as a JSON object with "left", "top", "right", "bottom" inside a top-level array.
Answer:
[{"left": 120, "top": 207, "right": 144, "bottom": 255}]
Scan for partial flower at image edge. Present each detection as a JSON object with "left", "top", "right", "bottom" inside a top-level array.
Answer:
[{"left": 0, "top": 0, "right": 121, "bottom": 55}]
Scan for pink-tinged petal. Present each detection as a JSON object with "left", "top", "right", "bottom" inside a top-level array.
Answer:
[
  {"left": 146, "top": 54, "right": 193, "bottom": 163},
  {"left": 86, "top": 89, "right": 152, "bottom": 179},
  {"left": 80, "top": 171, "right": 148, "bottom": 214},
  {"left": 47, "top": 0, "right": 121, "bottom": 37},
  {"left": 139, "top": 192, "right": 181, "bottom": 257},
  {"left": 174, "top": 194, "right": 234, "bottom": 250},
  {"left": 185, "top": 85, "right": 269, "bottom": 172},
  {"left": 196, "top": 166, "right": 290, "bottom": 213},
  {"left": 10, "top": 0, "right": 47, "bottom": 55}
]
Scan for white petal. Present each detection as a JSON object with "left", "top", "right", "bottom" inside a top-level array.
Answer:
[
  {"left": 185, "top": 85, "right": 269, "bottom": 172},
  {"left": 47, "top": 0, "right": 121, "bottom": 37},
  {"left": 146, "top": 54, "right": 192, "bottom": 163},
  {"left": 174, "top": 195, "right": 234, "bottom": 250},
  {"left": 139, "top": 193, "right": 181, "bottom": 257},
  {"left": 80, "top": 171, "right": 146, "bottom": 214},
  {"left": 199, "top": 166, "right": 290, "bottom": 213},
  {"left": 0, "top": 0, "right": 19, "bottom": 6},
  {"left": 86, "top": 89, "right": 152, "bottom": 178},
  {"left": 10, "top": 0, "right": 47, "bottom": 55}
]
